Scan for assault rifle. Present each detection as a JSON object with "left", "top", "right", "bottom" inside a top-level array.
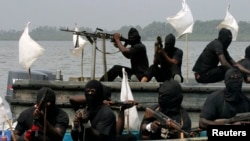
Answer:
[
  {"left": 37, "top": 92, "right": 48, "bottom": 111},
  {"left": 215, "top": 112, "right": 250, "bottom": 124},
  {"left": 144, "top": 107, "right": 190, "bottom": 137}
]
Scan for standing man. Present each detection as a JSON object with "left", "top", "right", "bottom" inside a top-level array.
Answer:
[
  {"left": 192, "top": 28, "right": 250, "bottom": 83},
  {"left": 71, "top": 80, "right": 117, "bottom": 141},
  {"left": 199, "top": 67, "right": 250, "bottom": 129},
  {"left": 100, "top": 27, "right": 149, "bottom": 81},
  {"left": 141, "top": 33, "right": 184, "bottom": 83},
  {"left": 140, "top": 79, "right": 191, "bottom": 140},
  {"left": 13, "top": 87, "right": 69, "bottom": 141}
]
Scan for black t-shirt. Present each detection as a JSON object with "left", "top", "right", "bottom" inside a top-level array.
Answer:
[
  {"left": 15, "top": 106, "right": 69, "bottom": 141},
  {"left": 129, "top": 42, "right": 149, "bottom": 76},
  {"left": 238, "top": 58, "right": 250, "bottom": 78},
  {"left": 71, "top": 105, "right": 116, "bottom": 141},
  {"left": 192, "top": 39, "right": 233, "bottom": 73},
  {"left": 200, "top": 89, "right": 250, "bottom": 120}
]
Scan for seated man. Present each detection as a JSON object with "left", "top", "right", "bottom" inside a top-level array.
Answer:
[
  {"left": 69, "top": 84, "right": 137, "bottom": 141},
  {"left": 237, "top": 45, "right": 250, "bottom": 83},
  {"left": 192, "top": 28, "right": 250, "bottom": 83},
  {"left": 141, "top": 34, "right": 184, "bottom": 83},
  {"left": 199, "top": 67, "right": 250, "bottom": 129},
  {"left": 13, "top": 87, "right": 69, "bottom": 141},
  {"left": 100, "top": 27, "right": 149, "bottom": 82},
  {"left": 70, "top": 80, "right": 117, "bottom": 141},
  {"left": 140, "top": 79, "right": 191, "bottom": 140}
]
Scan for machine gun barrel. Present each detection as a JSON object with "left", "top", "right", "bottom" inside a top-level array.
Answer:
[{"left": 60, "top": 28, "right": 114, "bottom": 40}]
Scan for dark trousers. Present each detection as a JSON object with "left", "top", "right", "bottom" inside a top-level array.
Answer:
[
  {"left": 194, "top": 66, "right": 228, "bottom": 83},
  {"left": 100, "top": 65, "right": 135, "bottom": 81},
  {"left": 143, "top": 64, "right": 183, "bottom": 82}
]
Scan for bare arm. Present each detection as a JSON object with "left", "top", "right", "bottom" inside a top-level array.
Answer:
[
  {"left": 218, "top": 54, "right": 232, "bottom": 69},
  {"left": 113, "top": 33, "right": 130, "bottom": 58},
  {"left": 160, "top": 49, "right": 179, "bottom": 65},
  {"left": 199, "top": 117, "right": 225, "bottom": 129}
]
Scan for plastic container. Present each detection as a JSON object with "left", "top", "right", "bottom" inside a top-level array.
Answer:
[
  {"left": 63, "top": 131, "right": 73, "bottom": 141},
  {"left": 0, "top": 130, "right": 11, "bottom": 141},
  {"left": 122, "top": 130, "right": 140, "bottom": 140}
]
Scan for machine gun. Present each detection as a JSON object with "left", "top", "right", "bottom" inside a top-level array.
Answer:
[
  {"left": 60, "top": 27, "right": 128, "bottom": 43},
  {"left": 144, "top": 107, "right": 190, "bottom": 137}
]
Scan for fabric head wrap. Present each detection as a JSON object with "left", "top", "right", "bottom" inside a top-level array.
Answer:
[
  {"left": 127, "top": 28, "right": 141, "bottom": 45},
  {"left": 245, "top": 45, "right": 250, "bottom": 59},
  {"left": 158, "top": 79, "right": 183, "bottom": 110},
  {"left": 164, "top": 33, "right": 176, "bottom": 52},
  {"left": 224, "top": 67, "right": 243, "bottom": 102},
  {"left": 218, "top": 28, "right": 232, "bottom": 50},
  {"left": 36, "top": 87, "right": 56, "bottom": 106},
  {"left": 85, "top": 80, "right": 104, "bottom": 107}
]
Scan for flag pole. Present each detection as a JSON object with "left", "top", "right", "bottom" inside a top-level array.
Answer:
[
  {"left": 185, "top": 34, "right": 189, "bottom": 83},
  {"left": 28, "top": 68, "right": 31, "bottom": 79}
]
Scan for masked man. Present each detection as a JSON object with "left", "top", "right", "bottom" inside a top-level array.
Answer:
[
  {"left": 14, "top": 87, "right": 69, "bottom": 141},
  {"left": 100, "top": 27, "right": 149, "bottom": 81}
]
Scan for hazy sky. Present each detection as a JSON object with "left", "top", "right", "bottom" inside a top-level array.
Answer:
[{"left": 0, "top": 0, "right": 249, "bottom": 31}]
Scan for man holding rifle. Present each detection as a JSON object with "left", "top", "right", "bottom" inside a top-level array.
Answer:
[
  {"left": 140, "top": 79, "right": 191, "bottom": 140},
  {"left": 13, "top": 87, "right": 69, "bottom": 141},
  {"left": 199, "top": 67, "right": 250, "bottom": 129},
  {"left": 99, "top": 27, "right": 149, "bottom": 82}
]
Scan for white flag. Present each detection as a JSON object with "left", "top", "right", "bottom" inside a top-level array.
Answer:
[
  {"left": 19, "top": 22, "right": 45, "bottom": 70},
  {"left": 72, "top": 25, "right": 88, "bottom": 56},
  {"left": 167, "top": 0, "right": 194, "bottom": 38},
  {"left": 0, "top": 97, "right": 12, "bottom": 124},
  {"left": 120, "top": 68, "right": 140, "bottom": 130},
  {"left": 217, "top": 4, "right": 239, "bottom": 41}
]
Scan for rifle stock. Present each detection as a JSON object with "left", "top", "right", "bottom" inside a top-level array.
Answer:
[{"left": 144, "top": 107, "right": 189, "bottom": 136}]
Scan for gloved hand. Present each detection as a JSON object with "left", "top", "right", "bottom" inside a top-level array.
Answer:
[
  {"left": 161, "top": 128, "right": 169, "bottom": 139},
  {"left": 146, "top": 120, "right": 160, "bottom": 133}
]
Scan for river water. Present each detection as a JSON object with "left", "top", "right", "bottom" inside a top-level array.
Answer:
[{"left": 0, "top": 40, "right": 248, "bottom": 97}]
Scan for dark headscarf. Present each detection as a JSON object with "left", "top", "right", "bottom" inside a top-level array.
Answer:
[
  {"left": 85, "top": 80, "right": 104, "bottom": 107},
  {"left": 245, "top": 45, "right": 250, "bottom": 59},
  {"left": 218, "top": 28, "right": 232, "bottom": 50},
  {"left": 127, "top": 27, "right": 141, "bottom": 45},
  {"left": 158, "top": 79, "right": 183, "bottom": 112},
  {"left": 224, "top": 67, "right": 244, "bottom": 102},
  {"left": 36, "top": 87, "right": 56, "bottom": 106},
  {"left": 164, "top": 33, "right": 176, "bottom": 52}
]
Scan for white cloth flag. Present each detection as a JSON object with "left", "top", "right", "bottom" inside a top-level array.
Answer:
[
  {"left": 19, "top": 22, "right": 45, "bottom": 70},
  {"left": 0, "top": 97, "right": 12, "bottom": 124},
  {"left": 167, "top": 0, "right": 194, "bottom": 38},
  {"left": 120, "top": 68, "right": 140, "bottom": 130},
  {"left": 217, "top": 5, "right": 239, "bottom": 41},
  {"left": 72, "top": 26, "right": 88, "bottom": 56}
]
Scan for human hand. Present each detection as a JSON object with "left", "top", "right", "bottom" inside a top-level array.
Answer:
[
  {"left": 113, "top": 33, "right": 121, "bottom": 41},
  {"left": 33, "top": 105, "right": 43, "bottom": 119},
  {"left": 150, "top": 120, "right": 161, "bottom": 133},
  {"left": 75, "top": 108, "right": 88, "bottom": 123}
]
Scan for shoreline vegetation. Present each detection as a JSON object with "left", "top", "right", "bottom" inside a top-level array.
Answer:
[{"left": 1, "top": 20, "right": 250, "bottom": 41}]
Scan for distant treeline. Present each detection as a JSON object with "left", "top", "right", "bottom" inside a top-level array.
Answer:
[{"left": 1, "top": 20, "right": 250, "bottom": 41}]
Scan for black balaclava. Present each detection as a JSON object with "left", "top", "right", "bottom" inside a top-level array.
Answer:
[
  {"left": 127, "top": 27, "right": 141, "bottom": 45},
  {"left": 164, "top": 33, "right": 176, "bottom": 52},
  {"left": 158, "top": 79, "right": 183, "bottom": 114},
  {"left": 36, "top": 87, "right": 56, "bottom": 114},
  {"left": 245, "top": 45, "right": 250, "bottom": 59},
  {"left": 218, "top": 28, "right": 232, "bottom": 50},
  {"left": 85, "top": 80, "right": 104, "bottom": 108},
  {"left": 224, "top": 67, "right": 244, "bottom": 102}
]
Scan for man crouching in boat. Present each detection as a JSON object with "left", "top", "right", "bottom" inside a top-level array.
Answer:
[
  {"left": 13, "top": 87, "right": 69, "bottom": 141},
  {"left": 99, "top": 27, "right": 149, "bottom": 82},
  {"left": 140, "top": 79, "right": 191, "bottom": 140},
  {"left": 199, "top": 67, "right": 250, "bottom": 129}
]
